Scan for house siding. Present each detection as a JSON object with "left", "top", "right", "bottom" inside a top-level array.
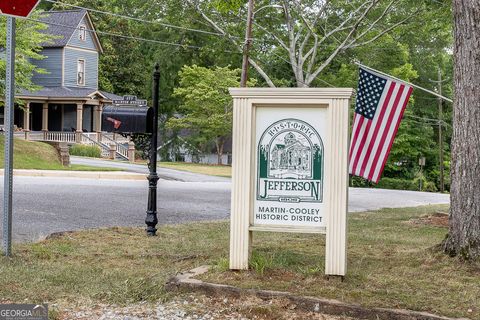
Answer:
[
  {"left": 67, "top": 16, "right": 98, "bottom": 51},
  {"left": 31, "top": 48, "right": 63, "bottom": 87},
  {"left": 64, "top": 47, "right": 98, "bottom": 89}
]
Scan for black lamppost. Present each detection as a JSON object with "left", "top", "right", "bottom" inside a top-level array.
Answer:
[{"left": 145, "top": 64, "right": 160, "bottom": 236}]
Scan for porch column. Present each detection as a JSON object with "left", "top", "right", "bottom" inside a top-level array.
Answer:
[
  {"left": 76, "top": 103, "right": 83, "bottom": 143},
  {"left": 94, "top": 105, "right": 102, "bottom": 141},
  {"left": 42, "top": 103, "right": 48, "bottom": 139},
  {"left": 98, "top": 105, "right": 103, "bottom": 131},
  {"left": 23, "top": 102, "right": 30, "bottom": 140}
]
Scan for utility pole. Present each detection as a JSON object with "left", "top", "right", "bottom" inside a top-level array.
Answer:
[
  {"left": 240, "top": 0, "right": 255, "bottom": 87},
  {"left": 437, "top": 68, "right": 444, "bottom": 193},
  {"left": 429, "top": 67, "right": 448, "bottom": 193}
]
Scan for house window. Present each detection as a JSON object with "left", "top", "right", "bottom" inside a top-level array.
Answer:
[
  {"left": 77, "top": 60, "right": 85, "bottom": 86},
  {"left": 79, "top": 25, "right": 86, "bottom": 41}
]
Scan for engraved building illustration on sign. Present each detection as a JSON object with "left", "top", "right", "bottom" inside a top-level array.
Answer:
[
  {"left": 270, "top": 132, "right": 311, "bottom": 178},
  {"left": 257, "top": 119, "right": 324, "bottom": 203}
]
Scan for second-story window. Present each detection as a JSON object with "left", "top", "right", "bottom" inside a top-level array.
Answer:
[
  {"left": 77, "top": 60, "right": 85, "bottom": 86},
  {"left": 79, "top": 25, "right": 86, "bottom": 41}
]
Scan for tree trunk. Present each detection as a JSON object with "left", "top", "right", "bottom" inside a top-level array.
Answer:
[
  {"left": 215, "top": 137, "right": 225, "bottom": 165},
  {"left": 443, "top": 0, "right": 480, "bottom": 260}
]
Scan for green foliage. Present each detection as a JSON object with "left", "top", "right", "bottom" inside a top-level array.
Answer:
[
  {"left": 249, "top": 251, "right": 274, "bottom": 275},
  {"left": 44, "top": 0, "right": 453, "bottom": 191},
  {"left": 211, "top": 0, "right": 245, "bottom": 13},
  {"left": 69, "top": 144, "right": 102, "bottom": 158},
  {"left": 0, "top": 12, "right": 54, "bottom": 102},
  {"left": 167, "top": 65, "right": 254, "bottom": 163},
  {"left": 131, "top": 133, "right": 151, "bottom": 161},
  {"left": 369, "top": 177, "right": 437, "bottom": 192}
]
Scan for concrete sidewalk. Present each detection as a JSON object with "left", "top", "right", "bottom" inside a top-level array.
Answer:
[{"left": 0, "top": 169, "right": 147, "bottom": 180}]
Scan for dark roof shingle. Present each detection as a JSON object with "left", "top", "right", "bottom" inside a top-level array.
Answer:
[
  {"left": 19, "top": 86, "right": 122, "bottom": 101},
  {"left": 39, "top": 10, "right": 86, "bottom": 47}
]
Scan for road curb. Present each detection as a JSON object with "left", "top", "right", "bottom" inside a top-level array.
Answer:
[
  {"left": 0, "top": 169, "right": 147, "bottom": 180},
  {"left": 166, "top": 266, "right": 468, "bottom": 320}
]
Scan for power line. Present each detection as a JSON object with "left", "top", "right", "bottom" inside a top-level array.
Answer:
[
  {"left": 43, "top": 0, "right": 244, "bottom": 39},
  {"left": 404, "top": 114, "right": 450, "bottom": 127},
  {"left": 42, "top": 0, "right": 438, "bottom": 89},
  {"left": 405, "top": 114, "right": 442, "bottom": 123},
  {"left": 29, "top": 15, "right": 330, "bottom": 88},
  {"left": 28, "top": 17, "right": 240, "bottom": 54}
]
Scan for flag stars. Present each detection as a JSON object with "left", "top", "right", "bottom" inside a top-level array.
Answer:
[{"left": 355, "top": 69, "right": 387, "bottom": 120}]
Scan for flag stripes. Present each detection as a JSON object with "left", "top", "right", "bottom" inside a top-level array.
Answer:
[{"left": 349, "top": 68, "right": 413, "bottom": 183}]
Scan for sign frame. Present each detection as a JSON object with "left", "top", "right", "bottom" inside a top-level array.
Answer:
[{"left": 228, "top": 88, "right": 353, "bottom": 276}]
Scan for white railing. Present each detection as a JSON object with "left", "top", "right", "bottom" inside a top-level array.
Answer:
[
  {"left": 101, "top": 132, "right": 130, "bottom": 143},
  {"left": 25, "top": 131, "right": 129, "bottom": 161},
  {"left": 81, "top": 133, "right": 111, "bottom": 158},
  {"left": 29, "top": 131, "right": 77, "bottom": 143},
  {"left": 116, "top": 143, "right": 129, "bottom": 160},
  {"left": 29, "top": 132, "right": 45, "bottom": 141},
  {"left": 82, "top": 132, "right": 98, "bottom": 142},
  {"left": 100, "top": 133, "right": 129, "bottom": 160},
  {"left": 13, "top": 132, "right": 26, "bottom": 140},
  {"left": 45, "top": 131, "right": 77, "bottom": 143}
]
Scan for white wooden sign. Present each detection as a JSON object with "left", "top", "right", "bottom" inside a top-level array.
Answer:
[{"left": 229, "top": 88, "right": 353, "bottom": 276}]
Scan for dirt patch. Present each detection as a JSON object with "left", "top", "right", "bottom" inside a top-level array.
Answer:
[
  {"left": 406, "top": 212, "right": 449, "bottom": 227},
  {"left": 58, "top": 294, "right": 349, "bottom": 320}
]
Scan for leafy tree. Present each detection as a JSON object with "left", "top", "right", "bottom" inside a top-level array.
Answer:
[
  {"left": 167, "top": 65, "right": 254, "bottom": 164},
  {"left": 0, "top": 14, "right": 53, "bottom": 104},
  {"left": 187, "top": 0, "right": 436, "bottom": 88}
]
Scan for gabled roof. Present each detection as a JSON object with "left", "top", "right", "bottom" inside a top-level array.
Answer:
[
  {"left": 18, "top": 86, "right": 123, "bottom": 101},
  {"left": 39, "top": 10, "right": 103, "bottom": 52}
]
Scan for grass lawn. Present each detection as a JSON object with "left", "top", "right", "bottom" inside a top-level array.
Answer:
[
  {"left": 159, "top": 161, "right": 231, "bottom": 177},
  {"left": 0, "top": 205, "right": 478, "bottom": 319},
  {"left": 0, "top": 137, "right": 119, "bottom": 171}
]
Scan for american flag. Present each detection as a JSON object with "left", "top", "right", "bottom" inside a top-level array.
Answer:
[{"left": 349, "top": 67, "right": 413, "bottom": 183}]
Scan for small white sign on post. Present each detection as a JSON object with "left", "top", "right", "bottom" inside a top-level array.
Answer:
[{"left": 229, "top": 88, "right": 353, "bottom": 276}]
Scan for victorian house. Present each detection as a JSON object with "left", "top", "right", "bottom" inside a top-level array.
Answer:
[
  {"left": 0, "top": 10, "right": 141, "bottom": 160},
  {"left": 14, "top": 9, "right": 123, "bottom": 138}
]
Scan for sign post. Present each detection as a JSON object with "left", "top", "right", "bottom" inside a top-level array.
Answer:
[
  {"left": 228, "top": 88, "right": 353, "bottom": 277},
  {"left": 145, "top": 64, "right": 160, "bottom": 236},
  {"left": 1, "top": 0, "right": 40, "bottom": 256},
  {"left": 2, "top": 17, "right": 16, "bottom": 257}
]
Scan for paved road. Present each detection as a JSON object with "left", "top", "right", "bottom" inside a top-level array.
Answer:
[
  {"left": 0, "top": 168, "right": 449, "bottom": 243},
  {"left": 71, "top": 156, "right": 229, "bottom": 182},
  {"left": 2, "top": 176, "right": 230, "bottom": 243}
]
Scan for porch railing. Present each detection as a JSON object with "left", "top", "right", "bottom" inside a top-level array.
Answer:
[
  {"left": 28, "top": 131, "right": 77, "bottom": 143},
  {"left": 19, "top": 131, "right": 130, "bottom": 161},
  {"left": 81, "top": 132, "right": 99, "bottom": 142},
  {"left": 100, "top": 133, "right": 129, "bottom": 160},
  {"left": 45, "top": 131, "right": 77, "bottom": 143},
  {"left": 80, "top": 134, "right": 110, "bottom": 158},
  {"left": 101, "top": 132, "right": 130, "bottom": 143}
]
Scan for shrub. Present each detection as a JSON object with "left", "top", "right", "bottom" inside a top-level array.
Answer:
[
  {"left": 375, "top": 177, "right": 438, "bottom": 192},
  {"left": 69, "top": 144, "right": 101, "bottom": 158},
  {"left": 376, "top": 177, "right": 417, "bottom": 190}
]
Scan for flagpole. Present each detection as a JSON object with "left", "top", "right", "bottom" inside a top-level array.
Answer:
[{"left": 354, "top": 62, "right": 453, "bottom": 103}]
